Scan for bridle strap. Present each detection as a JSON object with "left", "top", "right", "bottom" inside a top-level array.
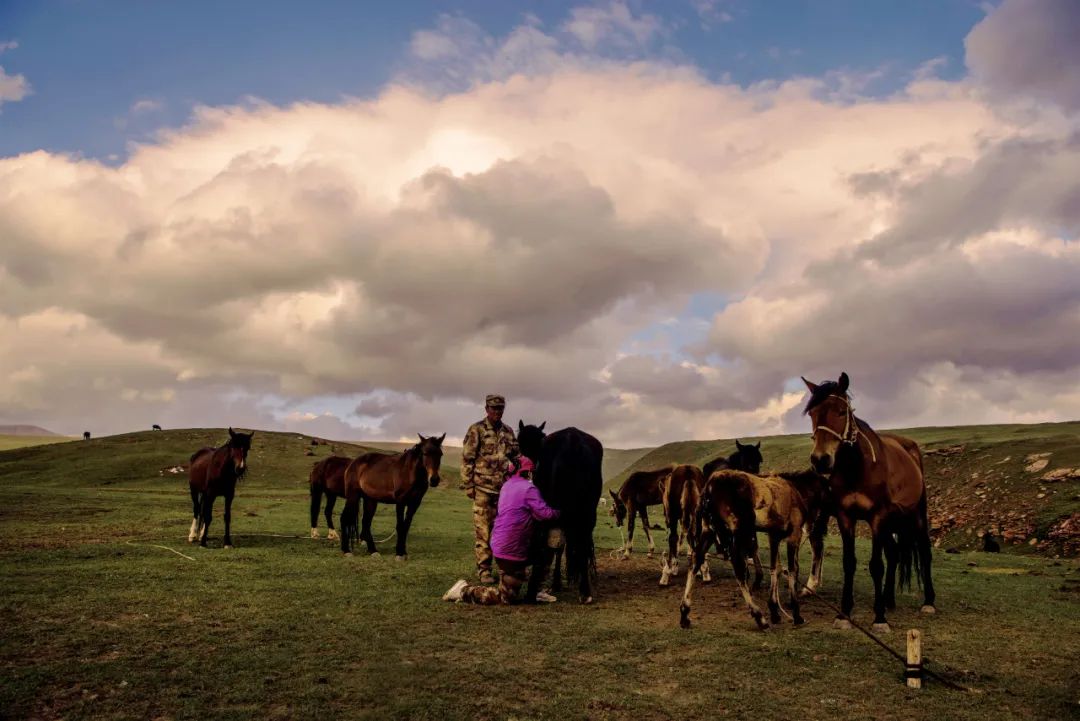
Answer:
[{"left": 811, "top": 394, "right": 877, "bottom": 464}]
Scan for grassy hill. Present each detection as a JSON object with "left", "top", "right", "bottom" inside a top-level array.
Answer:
[
  {"left": 0, "top": 426, "right": 1077, "bottom": 719},
  {"left": 0, "top": 433, "right": 75, "bottom": 451},
  {"left": 611, "top": 421, "right": 1080, "bottom": 556}
]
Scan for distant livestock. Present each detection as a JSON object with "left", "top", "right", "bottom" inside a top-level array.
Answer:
[
  {"left": 83, "top": 431, "right": 91, "bottom": 441},
  {"left": 152, "top": 424, "right": 162, "bottom": 431}
]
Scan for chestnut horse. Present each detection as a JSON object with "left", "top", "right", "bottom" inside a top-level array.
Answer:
[
  {"left": 608, "top": 466, "right": 671, "bottom": 558},
  {"left": 188, "top": 428, "right": 253, "bottom": 548},
  {"left": 803, "top": 373, "right": 936, "bottom": 631},
  {"left": 679, "top": 469, "right": 829, "bottom": 630},
  {"left": 339, "top": 434, "right": 444, "bottom": 559},
  {"left": 309, "top": 455, "right": 351, "bottom": 540}
]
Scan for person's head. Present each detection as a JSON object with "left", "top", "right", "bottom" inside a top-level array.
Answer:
[
  {"left": 508, "top": 454, "right": 535, "bottom": 479},
  {"left": 485, "top": 394, "right": 506, "bottom": 424}
]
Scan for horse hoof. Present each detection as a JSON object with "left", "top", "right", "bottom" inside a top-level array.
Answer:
[
  {"left": 794, "top": 616, "right": 806, "bottom": 626},
  {"left": 224, "top": 544, "right": 234, "bottom": 550},
  {"left": 871, "top": 622, "right": 891, "bottom": 633},
  {"left": 833, "top": 618, "right": 853, "bottom": 630},
  {"left": 310, "top": 529, "right": 320, "bottom": 539},
  {"left": 581, "top": 596, "right": 594, "bottom": 605},
  {"left": 658, "top": 578, "right": 670, "bottom": 587},
  {"left": 620, "top": 553, "right": 630, "bottom": 561},
  {"left": 327, "top": 530, "right": 340, "bottom": 541},
  {"left": 920, "top": 605, "right": 937, "bottom": 615},
  {"left": 395, "top": 555, "right": 407, "bottom": 562},
  {"left": 370, "top": 552, "right": 381, "bottom": 558}
]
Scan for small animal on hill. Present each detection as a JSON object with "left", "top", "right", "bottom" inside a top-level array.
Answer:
[
  {"left": 982, "top": 532, "right": 1001, "bottom": 553},
  {"left": 152, "top": 424, "right": 162, "bottom": 431},
  {"left": 83, "top": 431, "right": 91, "bottom": 441}
]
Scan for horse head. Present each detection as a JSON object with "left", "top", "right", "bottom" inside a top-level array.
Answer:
[
  {"left": 517, "top": 420, "right": 546, "bottom": 462},
  {"left": 608, "top": 488, "right": 627, "bottom": 525},
  {"left": 227, "top": 427, "right": 254, "bottom": 476},
  {"left": 416, "top": 433, "right": 445, "bottom": 487},
  {"left": 801, "top": 372, "right": 853, "bottom": 474},
  {"left": 732, "top": 439, "right": 763, "bottom": 475}
]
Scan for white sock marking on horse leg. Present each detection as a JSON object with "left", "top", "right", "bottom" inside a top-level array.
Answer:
[
  {"left": 328, "top": 529, "right": 339, "bottom": 540},
  {"left": 188, "top": 518, "right": 199, "bottom": 542},
  {"left": 310, "top": 528, "right": 319, "bottom": 539}
]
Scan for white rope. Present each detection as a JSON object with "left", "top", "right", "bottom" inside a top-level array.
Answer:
[{"left": 125, "top": 540, "right": 196, "bottom": 561}]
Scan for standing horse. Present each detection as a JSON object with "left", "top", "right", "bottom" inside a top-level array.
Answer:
[
  {"left": 680, "top": 469, "right": 829, "bottom": 630},
  {"left": 518, "top": 422, "right": 604, "bottom": 604},
  {"left": 339, "top": 434, "right": 444, "bottom": 559},
  {"left": 658, "top": 464, "right": 705, "bottom": 586},
  {"left": 188, "top": 428, "right": 254, "bottom": 548},
  {"left": 802, "top": 373, "right": 936, "bottom": 631},
  {"left": 701, "top": 440, "right": 763, "bottom": 479},
  {"left": 608, "top": 466, "right": 671, "bottom": 558},
  {"left": 309, "top": 455, "right": 351, "bottom": 540}
]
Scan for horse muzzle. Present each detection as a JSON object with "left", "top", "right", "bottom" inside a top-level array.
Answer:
[
  {"left": 428, "top": 474, "right": 441, "bottom": 487},
  {"left": 811, "top": 454, "right": 832, "bottom": 474}
]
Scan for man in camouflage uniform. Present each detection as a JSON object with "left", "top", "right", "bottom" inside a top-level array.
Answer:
[{"left": 461, "top": 394, "right": 519, "bottom": 584}]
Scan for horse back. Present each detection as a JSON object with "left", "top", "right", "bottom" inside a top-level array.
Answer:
[
  {"left": 622, "top": 466, "right": 670, "bottom": 506},
  {"left": 311, "top": 456, "right": 351, "bottom": 496},
  {"left": 878, "top": 433, "right": 925, "bottom": 512},
  {"left": 188, "top": 447, "right": 214, "bottom": 491},
  {"left": 345, "top": 451, "right": 414, "bottom": 503}
]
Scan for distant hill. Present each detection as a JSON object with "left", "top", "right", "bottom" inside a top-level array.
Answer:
[{"left": 0, "top": 424, "right": 62, "bottom": 436}]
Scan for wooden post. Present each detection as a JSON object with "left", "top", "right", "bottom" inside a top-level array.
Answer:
[{"left": 906, "top": 629, "right": 923, "bottom": 689}]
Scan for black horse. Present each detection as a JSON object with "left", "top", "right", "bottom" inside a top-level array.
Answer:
[
  {"left": 702, "top": 440, "right": 763, "bottom": 479},
  {"left": 517, "top": 421, "right": 604, "bottom": 604}
]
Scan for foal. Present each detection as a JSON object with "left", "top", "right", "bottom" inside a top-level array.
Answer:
[
  {"left": 609, "top": 466, "right": 671, "bottom": 558},
  {"left": 658, "top": 465, "right": 706, "bottom": 586}
]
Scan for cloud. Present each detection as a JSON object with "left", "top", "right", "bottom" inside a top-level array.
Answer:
[
  {"left": 0, "top": 66, "right": 30, "bottom": 109},
  {"left": 1, "top": 7, "right": 1078, "bottom": 445},
  {"left": 130, "top": 98, "right": 164, "bottom": 115},
  {"left": 965, "top": 0, "right": 1080, "bottom": 112},
  {"left": 691, "top": 1, "right": 734, "bottom": 30},
  {"left": 562, "top": 1, "right": 667, "bottom": 50},
  {"left": 0, "top": 40, "right": 18, "bottom": 53}
]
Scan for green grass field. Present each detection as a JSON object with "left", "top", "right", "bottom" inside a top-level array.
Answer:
[{"left": 1, "top": 428, "right": 1078, "bottom": 720}]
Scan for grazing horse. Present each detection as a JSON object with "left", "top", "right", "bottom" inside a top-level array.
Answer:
[
  {"left": 83, "top": 431, "right": 90, "bottom": 441},
  {"left": 701, "top": 439, "right": 763, "bottom": 479},
  {"left": 680, "top": 469, "right": 829, "bottom": 630},
  {"left": 658, "top": 464, "right": 706, "bottom": 586},
  {"left": 152, "top": 424, "right": 162, "bottom": 431},
  {"left": 309, "top": 455, "right": 351, "bottom": 540},
  {"left": 339, "top": 434, "right": 444, "bottom": 559},
  {"left": 803, "top": 373, "right": 936, "bottom": 631},
  {"left": 188, "top": 428, "right": 254, "bottom": 548},
  {"left": 608, "top": 466, "right": 671, "bottom": 558},
  {"left": 517, "top": 422, "right": 604, "bottom": 604}
]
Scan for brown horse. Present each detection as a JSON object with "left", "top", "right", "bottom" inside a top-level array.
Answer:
[
  {"left": 803, "top": 372, "right": 936, "bottom": 631},
  {"left": 339, "top": 434, "right": 445, "bottom": 559},
  {"left": 679, "top": 469, "right": 829, "bottom": 630},
  {"left": 658, "top": 464, "right": 705, "bottom": 586},
  {"left": 309, "top": 455, "right": 351, "bottom": 540},
  {"left": 701, "top": 440, "right": 763, "bottom": 479},
  {"left": 188, "top": 428, "right": 253, "bottom": 548},
  {"left": 608, "top": 467, "right": 671, "bottom": 558}
]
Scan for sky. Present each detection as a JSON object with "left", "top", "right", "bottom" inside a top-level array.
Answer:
[{"left": 0, "top": 0, "right": 1078, "bottom": 447}]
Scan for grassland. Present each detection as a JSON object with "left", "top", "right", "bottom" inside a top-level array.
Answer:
[
  {"left": 0, "top": 434, "right": 74, "bottom": 452},
  {"left": 1, "top": 427, "right": 1078, "bottom": 720}
]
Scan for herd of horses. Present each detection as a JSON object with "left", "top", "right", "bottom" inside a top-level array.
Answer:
[{"left": 185, "top": 372, "right": 936, "bottom": 630}]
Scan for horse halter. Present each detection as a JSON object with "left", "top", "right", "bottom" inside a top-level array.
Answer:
[{"left": 812, "top": 394, "right": 877, "bottom": 464}]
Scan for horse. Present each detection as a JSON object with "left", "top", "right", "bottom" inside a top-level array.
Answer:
[
  {"left": 658, "top": 464, "right": 706, "bottom": 586},
  {"left": 517, "top": 422, "right": 604, "bottom": 604},
  {"left": 83, "top": 431, "right": 90, "bottom": 441},
  {"left": 309, "top": 455, "right": 351, "bottom": 540},
  {"left": 982, "top": 532, "right": 1001, "bottom": 553},
  {"left": 608, "top": 466, "right": 672, "bottom": 558},
  {"left": 152, "top": 424, "right": 162, "bottom": 431},
  {"left": 187, "top": 428, "right": 254, "bottom": 548},
  {"left": 701, "top": 439, "right": 763, "bottom": 479},
  {"left": 802, "top": 372, "right": 936, "bottom": 631},
  {"left": 679, "top": 469, "right": 829, "bottom": 630},
  {"left": 339, "top": 434, "right": 444, "bottom": 559}
]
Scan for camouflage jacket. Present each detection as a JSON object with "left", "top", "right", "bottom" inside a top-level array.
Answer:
[{"left": 461, "top": 418, "right": 519, "bottom": 494}]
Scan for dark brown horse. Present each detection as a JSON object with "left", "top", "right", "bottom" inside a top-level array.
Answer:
[
  {"left": 680, "top": 469, "right": 829, "bottom": 629},
  {"left": 188, "top": 428, "right": 253, "bottom": 548},
  {"left": 658, "top": 464, "right": 705, "bottom": 586},
  {"left": 309, "top": 455, "right": 351, "bottom": 540},
  {"left": 701, "top": 439, "right": 763, "bottom": 479},
  {"left": 339, "top": 434, "right": 445, "bottom": 559},
  {"left": 608, "top": 466, "right": 671, "bottom": 558},
  {"left": 803, "top": 373, "right": 936, "bottom": 631}
]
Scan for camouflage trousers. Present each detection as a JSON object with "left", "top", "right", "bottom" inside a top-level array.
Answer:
[
  {"left": 472, "top": 489, "right": 499, "bottom": 573},
  {"left": 461, "top": 558, "right": 527, "bottom": 605}
]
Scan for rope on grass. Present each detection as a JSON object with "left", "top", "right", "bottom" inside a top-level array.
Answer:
[{"left": 125, "top": 540, "right": 196, "bottom": 561}]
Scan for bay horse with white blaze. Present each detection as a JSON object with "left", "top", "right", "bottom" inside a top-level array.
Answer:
[
  {"left": 608, "top": 466, "right": 671, "bottom": 558},
  {"left": 802, "top": 372, "right": 936, "bottom": 631},
  {"left": 309, "top": 455, "right": 351, "bottom": 540},
  {"left": 517, "top": 422, "right": 604, "bottom": 604},
  {"left": 339, "top": 434, "right": 444, "bottom": 559},
  {"left": 188, "top": 428, "right": 254, "bottom": 548}
]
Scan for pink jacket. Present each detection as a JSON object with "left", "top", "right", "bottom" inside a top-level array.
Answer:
[{"left": 489, "top": 459, "right": 560, "bottom": 562}]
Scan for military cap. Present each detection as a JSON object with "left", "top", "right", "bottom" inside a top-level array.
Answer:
[{"left": 485, "top": 394, "right": 506, "bottom": 408}]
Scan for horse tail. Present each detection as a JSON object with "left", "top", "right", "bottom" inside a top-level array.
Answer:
[{"left": 896, "top": 519, "right": 922, "bottom": 591}]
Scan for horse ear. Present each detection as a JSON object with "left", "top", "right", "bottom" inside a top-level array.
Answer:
[
  {"left": 609, "top": 489, "right": 618, "bottom": 500},
  {"left": 755, "top": 441, "right": 761, "bottom": 449},
  {"left": 229, "top": 427, "right": 236, "bottom": 438},
  {"left": 801, "top": 376, "right": 817, "bottom": 393},
  {"left": 417, "top": 433, "right": 426, "bottom": 442},
  {"left": 437, "top": 432, "right": 445, "bottom": 444},
  {"left": 736, "top": 439, "right": 745, "bottom": 450},
  {"left": 539, "top": 421, "right": 546, "bottom": 431},
  {"left": 518, "top": 420, "right": 525, "bottom": 433},
  {"left": 838, "top": 372, "right": 849, "bottom": 393}
]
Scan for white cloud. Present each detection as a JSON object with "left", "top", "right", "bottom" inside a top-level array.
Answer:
[
  {"left": 0, "top": 66, "right": 30, "bottom": 109},
  {"left": 0, "top": 40, "right": 18, "bottom": 53}
]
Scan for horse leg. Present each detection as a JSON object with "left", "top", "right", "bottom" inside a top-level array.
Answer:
[
  {"left": 660, "top": 511, "right": 679, "bottom": 587},
  {"left": 340, "top": 498, "right": 359, "bottom": 555},
  {"left": 575, "top": 529, "right": 595, "bottom": 604},
  {"left": 801, "top": 511, "right": 828, "bottom": 597},
  {"left": 310, "top": 484, "right": 323, "bottom": 539},
  {"left": 732, "top": 533, "right": 768, "bottom": 630},
  {"left": 188, "top": 488, "right": 201, "bottom": 543},
  {"left": 917, "top": 512, "right": 937, "bottom": 614},
  {"left": 640, "top": 506, "right": 656, "bottom": 558},
  {"left": 679, "top": 533, "right": 711, "bottom": 628},
  {"left": 766, "top": 532, "right": 788, "bottom": 625},
  {"left": 324, "top": 494, "right": 339, "bottom": 541},
  {"left": 869, "top": 524, "right": 890, "bottom": 632},
  {"left": 552, "top": 544, "right": 564, "bottom": 593},
  {"left": 786, "top": 534, "right": 804, "bottom": 625},
  {"left": 835, "top": 516, "right": 857, "bottom": 630},
  {"left": 222, "top": 490, "right": 234, "bottom": 549},
  {"left": 394, "top": 502, "right": 409, "bottom": 560},
  {"left": 750, "top": 533, "right": 765, "bottom": 591},
  {"left": 623, "top": 502, "right": 636, "bottom": 558},
  {"left": 198, "top": 493, "right": 215, "bottom": 548},
  {"left": 360, "top": 497, "right": 379, "bottom": 556}
]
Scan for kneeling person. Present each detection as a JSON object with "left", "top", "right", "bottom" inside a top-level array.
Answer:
[{"left": 444, "top": 456, "right": 559, "bottom": 605}]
